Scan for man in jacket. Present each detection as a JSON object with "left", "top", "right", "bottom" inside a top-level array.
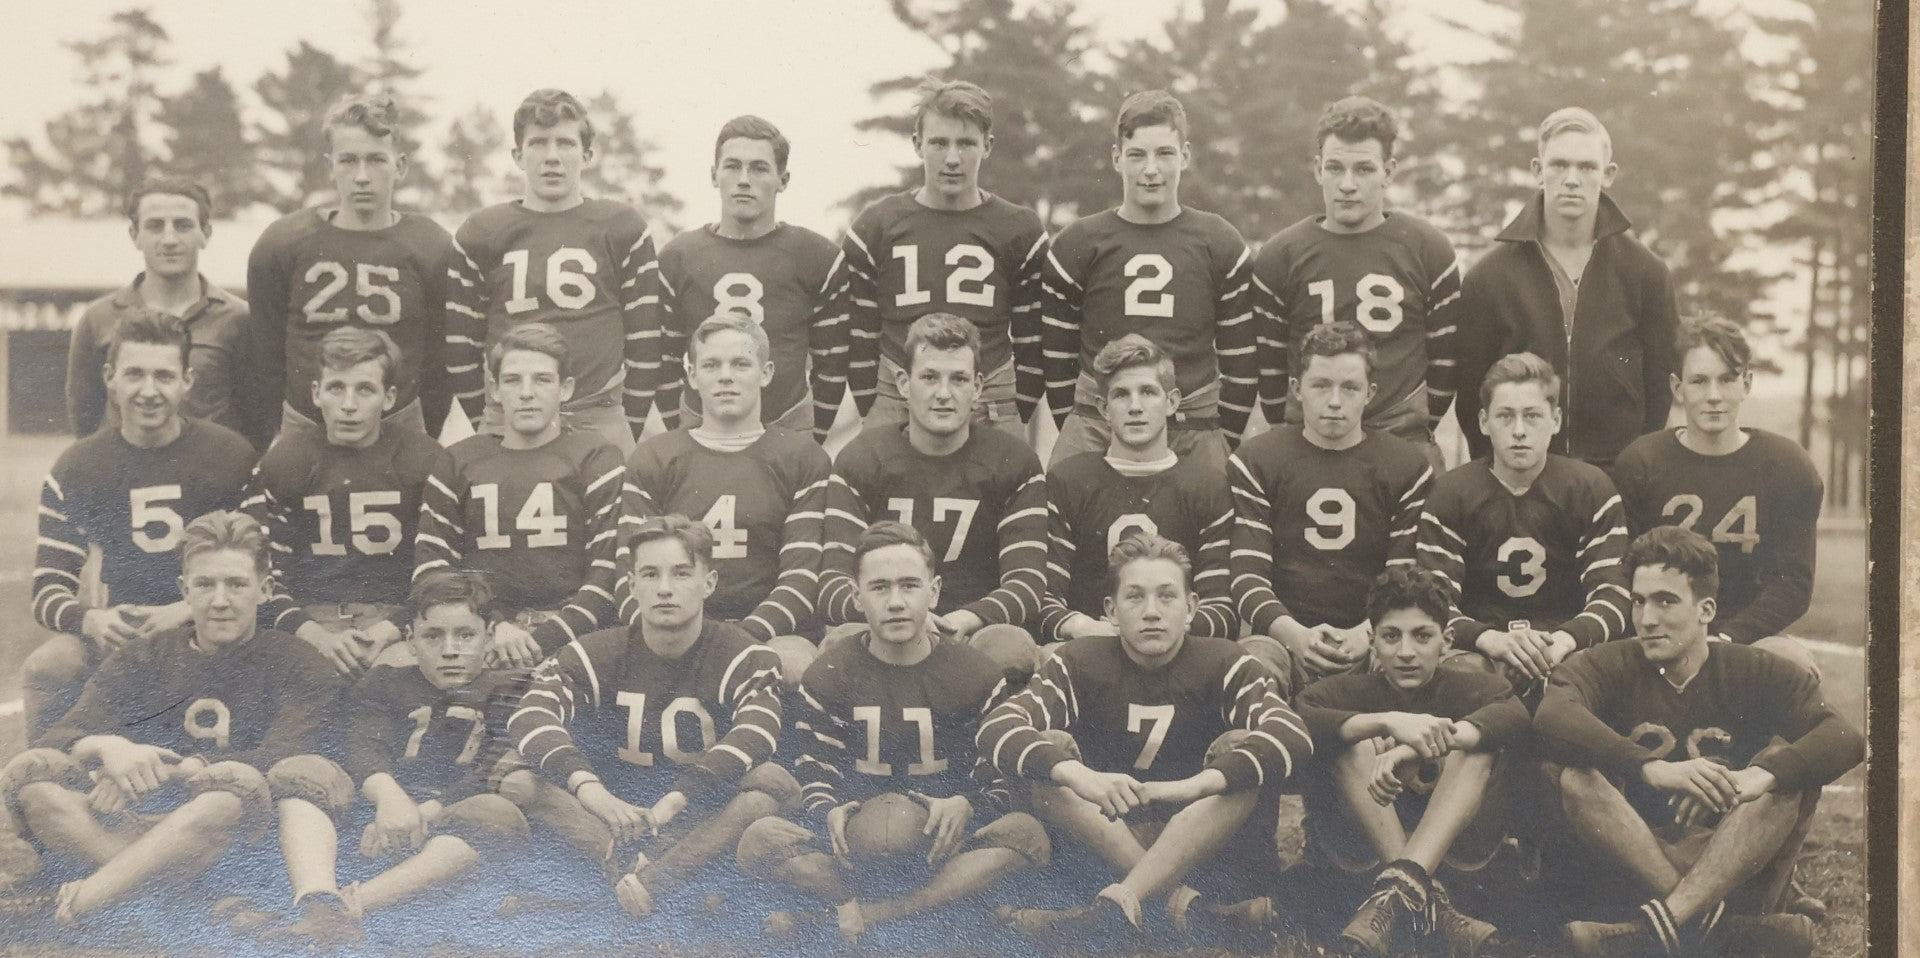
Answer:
[{"left": 1454, "top": 107, "right": 1678, "bottom": 469}]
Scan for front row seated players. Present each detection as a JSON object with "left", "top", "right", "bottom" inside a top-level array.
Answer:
[
  {"left": 1, "top": 511, "right": 341, "bottom": 927},
  {"left": 1540, "top": 525, "right": 1862, "bottom": 958},
  {"left": 413, "top": 322, "right": 627, "bottom": 667},
  {"left": 502, "top": 513, "right": 794, "bottom": 919},
  {"left": 239, "top": 569, "right": 529, "bottom": 947},
  {"left": 1295, "top": 566, "right": 1525, "bottom": 958},
  {"left": 737, "top": 521, "right": 1049, "bottom": 943},
  {"left": 980, "top": 533, "right": 1314, "bottom": 936}
]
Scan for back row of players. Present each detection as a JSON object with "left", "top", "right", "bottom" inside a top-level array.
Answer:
[{"left": 12, "top": 81, "right": 1850, "bottom": 957}]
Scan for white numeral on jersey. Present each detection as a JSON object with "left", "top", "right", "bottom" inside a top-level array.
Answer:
[
  {"left": 891, "top": 244, "right": 998, "bottom": 308},
  {"left": 502, "top": 248, "right": 598, "bottom": 315},
  {"left": 403, "top": 705, "right": 487, "bottom": 764},
  {"left": 1627, "top": 721, "right": 1733, "bottom": 763},
  {"left": 701, "top": 495, "right": 750, "bottom": 560},
  {"left": 1123, "top": 254, "right": 1175, "bottom": 318},
  {"left": 301, "top": 262, "right": 402, "bottom": 325},
  {"left": 886, "top": 497, "right": 979, "bottom": 563},
  {"left": 615, "top": 692, "right": 717, "bottom": 766},
  {"left": 130, "top": 485, "right": 185, "bottom": 553},
  {"left": 712, "top": 272, "right": 766, "bottom": 324},
  {"left": 304, "top": 490, "right": 404, "bottom": 556},
  {"left": 892, "top": 245, "right": 932, "bottom": 307},
  {"left": 1663, "top": 494, "right": 1760, "bottom": 555},
  {"left": 1107, "top": 513, "right": 1159, "bottom": 556},
  {"left": 1496, "top": 536, "right": 1547, "bottom": 598},
  {"left": 471, "top": 482, "right": 569, "bottom": 550},
  {"left": 852, "top": 706, "right": 948, "bottom": 776},
  {"left": 1306, "top": 274, "right": 1406, "bottom": 333},
  {"left": 1304, "top": 488, "right": 1356, "bottom": 551},
  {"left": 1127, "top": 703, "right": 1175, "bottom": 770},
  {"left": 184, "top": 697, "right": 231, "bottom": 750}
]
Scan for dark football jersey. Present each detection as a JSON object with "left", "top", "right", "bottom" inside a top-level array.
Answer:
[
  {"left": 1537, "top": 641, "right": 1862, "bottom": 824},
  {"left": 507, "top": 619, "right": 783, "bottom": 799},
  {"left": 1612, "top": 428, "right": 1823, "bottom": 644},
  {"left": 842, "top": 191, "right": 1049, "bottom": 418},
  {"left": 447, "top": 199, "right": 664, "bottom": 428},
  {"left": 980, "top": 635, "right": 1311, "bottom": 792},
  {"left": 345, "top": 666, "right": 516, "bottom": 803},
  {"left": 38, "top": 625, "right": 343, "bottom": 769},
  {"left": 657, "top": 223, "right": 847, "bottom": 434},
  {"left": 414, "top": 430, "right": 626, "bottom": 653},
  {"left": 1418, "top": 456, "right": 1629, "bottom": 651},
  {"left": 1040, "top": 452, "right": 1235, "bottom": 641},
  {"left": 1296, "top": 668, "right": 1529, "bottom": 755},
  {"left": 793, "top": 635, "right": 1013, "bottom": 819},
  {"left": 1229, "top": 426, "right": 1432, "bottom": 632},
  {"left": 817, "top": 424, "right": 1046, "bottom": 626},
  {"left": 1250, "top": 212, "right": 1461, "bottom": 429},
  {"left": 622, "top": 428, "right": 830, "bottom": 641},
  {"left": 246, "top": 209, "right": 455, "bottom": 429},
  {"left": 1041, "top": 208, "right": 1257, "bottom": 436},
  {"left": 33, "top": 419, "right": 256, "bottom": 633},
  {"left": 244, "top": 424, "right": 450, "bottom": 631}
]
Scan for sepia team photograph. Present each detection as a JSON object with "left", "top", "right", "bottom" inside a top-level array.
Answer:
[{"left": 0, "top": 0, "right": 1894, "bottom": 955}]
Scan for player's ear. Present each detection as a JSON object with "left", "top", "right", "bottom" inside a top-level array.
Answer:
[
  {"left": 381, "top": 385, "right": 397, "bottom": 414},
  {"left": 1697, "top": 595, "right": 1716, "bottom": 626},
  {"left": 1383, "top": 156, "right": 1398, "bottom": 182},
  {"left": 1102, "top": 595, "right": 1116, "bottom": 620},
  {"left": 1601, "top": 159, "right": 1618, "bottom": 188},
  {"left": 929, "top": 574, "right": 942, "bottom": 609},
  {"left": 1110, "top": 144, "right": 1123, "bottom": 173},
  {"left": 1529, "top": 156, "right": 1544, "bottom": 183},
  {"left": 559, "top": 376, "right": 576, "bottom": 403},
  {"left": 1477, "top": 407, "right": 1490, "bottom": 435},
  {"left": 1310, "top": 155, "right": 1324, "bottom": 184},
  {"left": 982, "top": 133, "right": 994, "bottom": 159},
  {"left": 1288, "top": 377, "right": 1300, "bottom": 403},
  {"left": 1365, "top": 381, "right": 1379, "bottom": 405},
  {"left": 1166, "top": 386, "right": 1182, "bottom": 411},
  {"left": 311, "top": 379, "right": 324, "bottom": 410},
  {"left": 1177, "top": 140, "right": 1192, "bottom": 169},
  {"left": 1548, "top": 403, "right": 1564, "bottom": 435},
  {"left": 894, "top": 364, "right": 911, "bottom": 396},
  {"left": 700, "top": 564, "right": 719, "bottom": 599},
  {"left": 1670, "top": 372, "right": 1684, "bottom": 404},
  {"left": 394, "top": 152, "right": 410, "bottom": 181},
  {"left": 778, "top": 167, "right": 791, "bottom": 190}
]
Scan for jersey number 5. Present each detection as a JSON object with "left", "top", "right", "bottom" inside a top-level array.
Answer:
[{"left": 130, "top": 485, "right": 185, "bottom": 553}]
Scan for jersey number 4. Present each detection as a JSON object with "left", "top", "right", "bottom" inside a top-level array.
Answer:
[
  {"left": 893, "top": 244, "right": 996, "bottom": 308},
  {"left": 1661, "top": 495, "right": 1760, "bottom": 555}
]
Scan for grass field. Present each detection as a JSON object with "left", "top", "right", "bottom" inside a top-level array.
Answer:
[{"left": 0, "top": 432, "right": 1869, "bottom": 956}]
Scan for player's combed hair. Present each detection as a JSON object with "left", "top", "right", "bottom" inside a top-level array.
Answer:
[
  {"left": 913, "top": 78, "right": 993, "bottom": 139},
  {"left": 407, "top": 569, "right": 495, "bottom": 624},
  {"left": 628, "top": 513, "right": 717, "bottom": 570},
  {"left": 108, "top": 307, "right": 191, "bottom": 371},
  {"left": 1674, "top": 315, "right": 1751, "bottom": 378},
  {"left": 1106, "top": 532, "right": 1193, "bottom": 597},
  {"left": 715, "top": 115, "right": 791, "bottom": 173},
  {"left": 854, "top": 520, "right": 938, "bottom": 579},
  {"left": 904, "top": 312, "right": 981, "bottom": 373},
  {"left": 689, "top": 312, "right": 772, "bottom": 364},
  {"left": 319, "top": 326, "right": 400, "bottom": 390},
  {"left": 1298, "top": 321, "right": 1378, "bottom": 378},
  {"left": 487, "top": 322, "right": 570, "bottom": 379},
  {"left": 1479, "top": 351, "right": 1561, "bottom": 410},
  {"left": 1365, "top": 565, "right": 1452, "bottom": 631},
  {"left": 1092, "top": 333, "right": 1175, "bottom": 395},
  {"left": 324, "top": 91, "right": 401, "bottom": 149},
  {"left": 1537, "top": 106, "right": 1612, "bottom": 162},
  {"left": 1624, "top": 525, "right": 1720, "bottom": 601},
  {"left": 180, "top": 510, "right": 270, "bottom": 578},
  {"left": 124, "top": 176, "right": 212, "bottom": 231},
  {"left": 1315, "top": 95, "right": 1399, "bottom": 159},
  {"left": 513, "top": 88, "right": 594, "bottom": 150},
  {"left": 1116, "top": 89, "right": 1188, "bottom": 143}
]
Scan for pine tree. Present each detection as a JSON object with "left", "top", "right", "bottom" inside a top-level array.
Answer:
[{"left": 156, "top": 67, "right": 266, "bottom": 217}]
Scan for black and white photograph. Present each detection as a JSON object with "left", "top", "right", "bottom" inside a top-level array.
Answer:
[{"left": 0, "top": 0, "right": 1888, "bottom": 955}]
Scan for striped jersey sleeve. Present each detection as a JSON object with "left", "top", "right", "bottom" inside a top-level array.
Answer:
[
  {"left": 412, "top": 454, "right": 468, "bottom": 581},
  {"left": 1189, "top": 488, "right": 1238, "bottom": 639},
  {"left": 529, "top": 447, "right": 628, "bottom": 654},
  {"left": 960, "top": 471, "right": 1048, "bottom": 628},
  {"left": 1563, "top": 481, "right": 1631, "bottom": 649},
  {"left": 840, "top": 219, "right": 882, "bottom": 417},
  {"left": 504, "top": 636, "right": 612, "bottom": 786},
  {"left": 445, "top": 232, "right": 489, "bottom": 427},
  {"left": 1227, "top": 450, "right": 1290, "bottom": 638},
  {"left": 681, "top": 643, "right": 785, "bottom": 796},
  {"left": 815, "top": 468, "right": 872, "bottom": 627},
  {"left": 977, "top": 653, "right": 1081, "bottom": 782},
  {"left": 1208, "top": 653, "right": 1313, "bottom": 792},
  {"left": 743, "top": 454, "right": 829, "bottom": 643},
  {"left": 1387, "top": 463, "right": 1435, "bottom": 567},
  {"left": 653, "top": 269, "right": 686, "bottom": 435},
  {"left": 1010, "top": 232, "right": 1051, "bottom": 425},
  {"left": 32, "top": 471, "right": 89, "bottom": 635},
  {"left": 808, "top": 249, "right": 852, "bottom": 441},
  {"left": 792, "top": 681, "right": 854, "bottom": 820},
  {"left": 1423, "top": 244, "right": 1463, "bottom": 430},
  {"left": 1213, "top": 240, "right": 1259, "bottom": 443},
  {"left": 617, "top": 219, "right": 667, "bottom": 431},
  {"left": 1249, "top": 253, "right": 1290, "bottom": 429},
  {"left": 239, "top": 456, "right": 307, "bottom": 634},
  {"left": 1415, "top": 480, "right": 1485, "bottom": 648},
  {"left": 1038, "top": 242, "right": 1084, "bottom": 429},
  {"left": 1036, "top": 475, "right": 1084, "bottom": 644}
]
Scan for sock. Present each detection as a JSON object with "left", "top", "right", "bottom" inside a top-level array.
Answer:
[
  {"left": 1639, "top": 899, "right": 1682, "bottom": 957},
  {"left": 1097, "top": 884, "right": 1144, "bottom": 929},
  {"left": 1685, "top": 899, "right": 1726, "bottom": 950}
]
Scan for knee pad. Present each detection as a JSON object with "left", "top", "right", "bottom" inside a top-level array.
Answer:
[
  {"left": 974, "top": 811, "right": 1051, "bottom": 867},
  {"left": 1237, "top": 635, "right": 1304, "bottom": 699},
  {"left": 735, "top": 815, "right": 815, "bottom": 877},
  {"left": 23, "top": 635, "right": 91, "bottom": 685},
  {"left": 970, "top": 626, "right": 1040, "bottom": 682},
  {"left": 266, "top": 755, "right": 356, "bottom": 821},
  {"left": 434, "top": 794, "right": 531, "bottom": 853},
  {"left": 1752, "top": 635, "right": 1822, "bottom": 685},
  {"left": 738, "top": 762, "right": 803, "bottom": 811},
  {"left": 767, "top": 634, "right": 820, "bottom": 689},
  {"left": 0, "top": 749, "right": 87, "bottom": 820},
  {"left": 184, "top": 761, "right": 273, "bottom": 842},
  {"left": 1037, "top": 728, "right": 1082, "bottom": 762}
]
